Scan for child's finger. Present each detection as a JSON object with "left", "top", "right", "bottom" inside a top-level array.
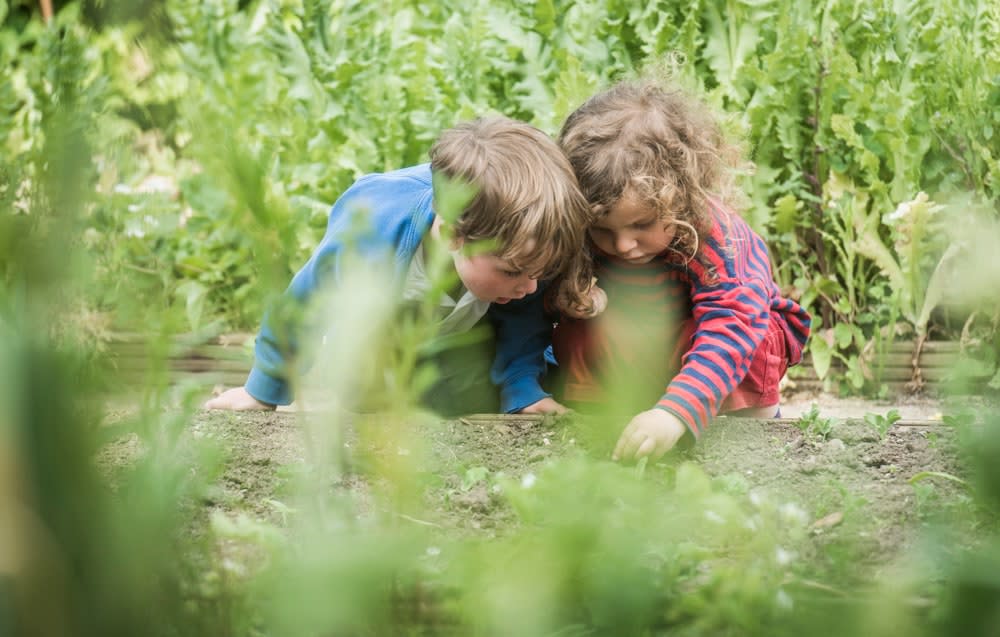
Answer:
[
  {"left": 635, "top": 438, "right": 657, "bottom": 459},
  {"left": 614, "top": 427, "right": 644, "bottom": 461},
  {"left": 611, "top": 429, "right": 632, "bottom": 461},
  {"left": 651, "top": 437, "right": 674, "bottom": 461}
]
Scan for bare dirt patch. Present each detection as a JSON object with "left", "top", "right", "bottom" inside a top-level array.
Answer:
[{"left": 142, "top": 396, "right": 987, "bottom": 592}]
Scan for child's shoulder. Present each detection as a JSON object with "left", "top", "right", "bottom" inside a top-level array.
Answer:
[
  {"left": 351, "top": 164, "right": 432, "bottom": 192},
  {"left": 336, "top": 164, "right": 435, "bottom": 214},
  {"left": 329, "top": 164, "right": 436, "bottom": 233},
  {"left": 703, "top": 198, "right": 759, "bottom": 240}
]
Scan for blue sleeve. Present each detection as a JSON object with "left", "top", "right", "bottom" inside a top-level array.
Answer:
[
  {"left": 489, "top": 282, "right": 555, "bottom": 413},
  {"left": 245, "top": 171, "right": 432, "bottom": 405}
]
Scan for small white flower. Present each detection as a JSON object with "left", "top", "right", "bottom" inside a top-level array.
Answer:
[
  {"left": 521, "top": 473, "right": 536, "bottom": 489},
  {"left": 426, "top": 546, "right": 441, "bottom": 557}
]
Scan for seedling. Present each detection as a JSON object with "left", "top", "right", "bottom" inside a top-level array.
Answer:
[
  {"left": 795, "top": 404, "right": 836, "bottom": 440},
  {"left": 460, "top": 466, "right": 490, "bottom": 492},
  {"left": 909, "top": 470, "right": 969, "bottom": 489},
  {"left": 863, "top": 409, "right": 901, "bottom": 440},
  {"left": 942, "top": 410, "right": 976, "bottom": 429},
  {"left": 925, "top": 431, "right": 940, "bottom": 449}
]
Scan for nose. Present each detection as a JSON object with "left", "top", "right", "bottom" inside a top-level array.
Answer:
[{"left": 615, "top": 233, "right": 637, "bottom": 255}]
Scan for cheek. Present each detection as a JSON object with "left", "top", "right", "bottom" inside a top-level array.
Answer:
[
  {"left": 644, "top": 226, "right": 674, "bottom": 250},
  {"left": 459, "top": 257, "right": 503, "bottom": 294}
]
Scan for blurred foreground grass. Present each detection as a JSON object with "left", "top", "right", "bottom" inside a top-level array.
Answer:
[{"left": 4, "top": 2, "right": 1000, "bottom": 634}]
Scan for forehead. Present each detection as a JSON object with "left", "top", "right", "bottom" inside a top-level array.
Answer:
[{"left": 595, "top": 191, "right": 659, "bottom": 229}]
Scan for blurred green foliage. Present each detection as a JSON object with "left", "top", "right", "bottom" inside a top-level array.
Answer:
[
  {"left": 3, "top": 0, "right": 999, "bottom": 382},
  {"left": 3, "top": 2, "right": 1000, "bottom": 633}
]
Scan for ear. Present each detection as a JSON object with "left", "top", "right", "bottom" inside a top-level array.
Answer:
[{"left": 430, "top": 214, "right": 463, "bottom": 251}]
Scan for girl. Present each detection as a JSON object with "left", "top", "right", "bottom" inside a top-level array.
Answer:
[{"left": 552, "top": 81, "right": 811, "bottom": 462}]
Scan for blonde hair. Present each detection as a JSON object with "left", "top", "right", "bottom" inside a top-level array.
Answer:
[
  {"left": 430, "top": 116, "right": 595, "bottom": 310},
  {"left": 558, "top": 80, "right": 745, "bottom": 275}
]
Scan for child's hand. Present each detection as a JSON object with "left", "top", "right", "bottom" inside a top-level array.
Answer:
[
  {"left": 518, "top": 396, "right": 570, "bottom": 415},
  {"left": 204, "top": 386, "right": 276, "bottom": 411},
  {"left": 612, "top": 408, "right": 687, "bottom": 462}
]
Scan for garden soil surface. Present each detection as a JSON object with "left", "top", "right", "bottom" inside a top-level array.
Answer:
[{"left": 100, "top": 389, "right": 992, "bottom": 588}]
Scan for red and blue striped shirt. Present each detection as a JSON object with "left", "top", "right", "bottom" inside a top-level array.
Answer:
[{"left": 592, "top": 201, "right": 811, "bottom": 436}]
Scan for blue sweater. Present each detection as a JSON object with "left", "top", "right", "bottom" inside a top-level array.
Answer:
[{"left": 245, "top": 164, "right": 554, "bottom": 413}]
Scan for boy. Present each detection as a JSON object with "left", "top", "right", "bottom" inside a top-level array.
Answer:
[{"left": 205, "top": 116, "right": 593, "bottom": 415}]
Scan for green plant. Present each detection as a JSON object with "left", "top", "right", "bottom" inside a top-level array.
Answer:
[
  {"left": 795, "top": 403, "right": 836, "bottom": 440},
  {"left": 460, "top": 465, "right": 490, "bottom": 492},
  {"left": 854, "top": 192, "right": 966, "bottom": 363},
  {"left": 864, "top": 408, "right": 902, "bottom": 440},
  {"left": 909, "top": 470, "right": 970, "bottom": 489}
]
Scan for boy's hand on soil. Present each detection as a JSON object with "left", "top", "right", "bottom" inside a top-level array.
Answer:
[
  {"left": 204, "top": 386, "right": 276, "bottom": 411},
  {"left": 518, "top": 396, "right": 570, "bottom": 415},
  {"left": 613, "top": 409, "right": 687, "bottom": 462}
]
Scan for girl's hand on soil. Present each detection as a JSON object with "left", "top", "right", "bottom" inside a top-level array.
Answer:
[
  {"left": 518, "top": 396, "right": 570, "bottom": 415},
  {"left": 204, "top": 386, "right": 276, "bottom": 411},
  {"left": 613, "top": 408, "right": 687, "bottom": 462}
]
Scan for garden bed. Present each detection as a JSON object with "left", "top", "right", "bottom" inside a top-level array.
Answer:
[
  {"left": 89, "top": 391, "right": 1000, "bottom": 636},
  {"left": 103, "top": 408, "right": 981, "bottom": 580}
]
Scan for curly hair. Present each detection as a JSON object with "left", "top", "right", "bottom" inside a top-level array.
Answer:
[{"left": 557, "top": 80, "right": 745, "bottom": 277}]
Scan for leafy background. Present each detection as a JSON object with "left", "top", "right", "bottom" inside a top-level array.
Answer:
[
  {"left": 2, "top": 0, "right": 999, "bottom": 384},
  {"left": 4, "top": 3, "right": 1000, "bottom": 636}
]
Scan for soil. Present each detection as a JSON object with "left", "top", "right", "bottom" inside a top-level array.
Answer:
[{"left": 94, "top": 387, "right": 994, "bottom": 594}]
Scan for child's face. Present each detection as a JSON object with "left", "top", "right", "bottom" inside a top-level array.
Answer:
[
  {"left": 589, "top": 191, "right": 675, "bottom": 265},
  {"left": 453, "top": 245, "right": 539, "bottom": 304}
]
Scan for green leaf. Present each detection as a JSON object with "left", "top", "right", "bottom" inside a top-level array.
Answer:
[
  {"left": 176, "top": 280, "right": 208, "bottom": 332},
  {"left": 833, "top": 323, "right": 856, "bottom": 349},
  {"left": 675, "top": 462, "right": 712, "bottom": 497},
  {"left": 810, "top": 336, "right": 832, "bottom": 380},
  {"left": 430, "top": 173, "right": 478, "bottom": 225},
  {"left": 772, "top": 194, "right": 800, "bottom": 234},
  {"left": 461, "top": 466, "right": 490, "bottom": 492},
  {"left": 909, "top": 471, "right": 969, "bottom": 488},
  {"left": 915, "top": 243, "right": 959, "bottom": 336}
]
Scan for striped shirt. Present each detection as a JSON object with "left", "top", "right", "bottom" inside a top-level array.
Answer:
[{"left": 592, "top": 201, "right": 811, "bottom": 436}]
